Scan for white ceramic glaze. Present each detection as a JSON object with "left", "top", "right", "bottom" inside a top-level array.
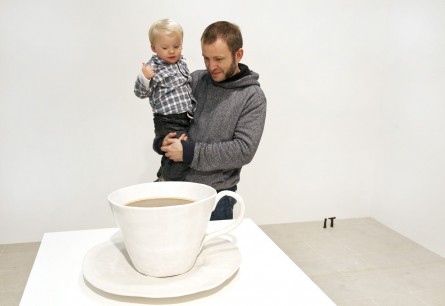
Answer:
[{"left": 107, "top": 182, "right": 245, "bottom": 277}]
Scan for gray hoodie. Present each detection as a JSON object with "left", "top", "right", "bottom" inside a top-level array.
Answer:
[{"left": 184, "top": 65, "right": 267, "bottom": 191}]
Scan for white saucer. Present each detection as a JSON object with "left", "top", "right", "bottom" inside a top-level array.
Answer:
[{"left": 82, "top": 236, "right": 241, "bottom": 298}]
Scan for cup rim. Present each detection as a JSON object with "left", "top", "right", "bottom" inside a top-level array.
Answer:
[{"left": 107, "top": 181, "right": 216, "bottom": 209}]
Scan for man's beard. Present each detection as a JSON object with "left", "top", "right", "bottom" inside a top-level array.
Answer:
[{"left": 224, "top": 60, "right": 238, "bottom": 79}]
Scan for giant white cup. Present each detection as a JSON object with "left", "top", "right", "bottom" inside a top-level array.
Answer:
[{"left": 108, "top": 182, "right": 245, "bottom": 277}]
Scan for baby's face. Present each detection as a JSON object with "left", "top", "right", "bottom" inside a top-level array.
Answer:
[{"left": 151, "top": 32, "right": 183, "bottom": 64}]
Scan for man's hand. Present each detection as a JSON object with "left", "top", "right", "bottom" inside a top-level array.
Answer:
[
  {"left": 161, "top": 133, "right": 188, "bottom": 162},
  {"left": 141, "top": 63, "right": 156, "bottom": 80}
]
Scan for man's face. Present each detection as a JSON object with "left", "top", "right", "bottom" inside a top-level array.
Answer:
[{"left": 202, "top": 38, "right": 243, "bottom": 82}]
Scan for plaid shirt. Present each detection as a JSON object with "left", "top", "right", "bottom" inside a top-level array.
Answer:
[{"left": 134, "top": 55, "right": 196, "bottom": 115}]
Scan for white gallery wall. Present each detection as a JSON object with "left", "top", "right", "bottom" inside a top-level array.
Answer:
[
  {"left": 373, "top": 1, "right": 445, "bottom": 257},
  {"left": 1, "top": 0, "right": 444, "bottom": 257}
]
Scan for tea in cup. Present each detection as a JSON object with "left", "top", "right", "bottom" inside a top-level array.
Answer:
[{"left": 107, "top": 181, "right": 245, "bottom": 277}]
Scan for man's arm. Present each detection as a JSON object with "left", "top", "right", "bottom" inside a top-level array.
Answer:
[
  {"left": 161, "top": 90, "right": 266, "bottom": 170},
  {"left": 191, "top": 97, "right": 266, "bottom": 171}
]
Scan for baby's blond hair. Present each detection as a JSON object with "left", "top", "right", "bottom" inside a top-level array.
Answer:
[{"left": 149, "top": 19, "right": 183, "bottom": 45}]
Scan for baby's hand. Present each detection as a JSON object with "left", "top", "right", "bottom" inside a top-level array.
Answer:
[{"left": 141, "top": 63, "right": 156, "bottom": 80}]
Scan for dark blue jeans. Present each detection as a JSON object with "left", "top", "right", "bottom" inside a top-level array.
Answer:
[{"left": 210, "top": 195, "right": 237, "bottom": 220}]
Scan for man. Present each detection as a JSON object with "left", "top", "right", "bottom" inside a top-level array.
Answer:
[{"left": 158, "top": 21, "right": 267, "bottom": 220}]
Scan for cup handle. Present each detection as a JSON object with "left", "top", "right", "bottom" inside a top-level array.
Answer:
[{"left": 202, "top": 190, "right": 245, "bottom": 244}]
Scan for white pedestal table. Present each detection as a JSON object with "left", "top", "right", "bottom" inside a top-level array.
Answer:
[{"left": 20, "top": 219, "right": 335, "bottom": 305}]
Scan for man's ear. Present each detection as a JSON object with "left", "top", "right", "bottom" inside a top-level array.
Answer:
[{"left": 235, "top": 48, "right": 244, "bottom": 63}]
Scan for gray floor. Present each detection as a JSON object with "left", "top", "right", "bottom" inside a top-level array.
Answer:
[
  {"left": 1, "top": 218, "right": 444, "bottom": 306},
  {"left": 260, "top": 218, "right": 445, "bottom": 305},
  {"left": 0, "top": 242, "right": 40, "bottom": 306}
]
